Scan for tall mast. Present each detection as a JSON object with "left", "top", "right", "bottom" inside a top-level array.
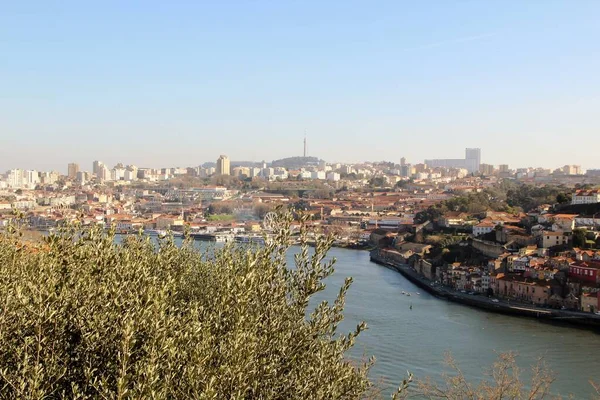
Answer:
[{"left": 303, "top": 131, "right": 307, "bottom": 158}]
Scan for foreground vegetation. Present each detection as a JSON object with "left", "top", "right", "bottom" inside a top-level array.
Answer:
[
  {"left": 1, "top": 211, "right": 598, "bottom": 399},
  {"left": 0, "top": 213, "right": 375, "bottom": 398}
]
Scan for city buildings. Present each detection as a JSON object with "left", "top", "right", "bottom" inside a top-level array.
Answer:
[
  {"left": 68, "top": 163, "right": 80, "bottom": 180},
  {"left": 425, "top": 148, "right": 481, "bottom": 173},
  {"left": 216, "top": 155, "right": 231, "bottom": 176},
  {"left": 563, "top": 165, "right": 583, "bottom": 175}
]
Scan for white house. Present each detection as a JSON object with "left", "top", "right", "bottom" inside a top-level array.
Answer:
[
  {"left": 473, "top": 219, "right": 495, "bottom": 237},
  {"left": 572, "top": 190, "right": 600, "bottom": 205}
]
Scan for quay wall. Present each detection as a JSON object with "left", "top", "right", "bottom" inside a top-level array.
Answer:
[{"left": 370, "top": 252, "right": 600, "bottom": 330}]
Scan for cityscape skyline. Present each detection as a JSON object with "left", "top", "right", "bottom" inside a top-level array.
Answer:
[
  {"left": 2, "top": 2, "right": 600, "bottom": 171},
  {"left": 1, "top": 144, "right": 597, "bottom": 176}
]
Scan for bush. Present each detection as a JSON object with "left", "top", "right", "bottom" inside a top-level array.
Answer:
[{"left": 0, "top": 213, "right": 375, "bottom": 399}]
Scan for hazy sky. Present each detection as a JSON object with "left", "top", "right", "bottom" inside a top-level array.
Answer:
[{"left": 1, "top": 1, "right": 599, "bottom": 173}]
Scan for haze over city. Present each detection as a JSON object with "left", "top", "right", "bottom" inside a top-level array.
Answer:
[{"left": 2, "top": 1, "right": 600, "bottom": 172}]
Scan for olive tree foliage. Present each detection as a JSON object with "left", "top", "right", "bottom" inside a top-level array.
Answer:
[{"left": 0, "top": 212, "right": 390, "bottom": 399}]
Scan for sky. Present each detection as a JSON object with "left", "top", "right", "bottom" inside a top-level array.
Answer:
[{"left": 1, "top": 1, "right": 599, "bottom": 173}]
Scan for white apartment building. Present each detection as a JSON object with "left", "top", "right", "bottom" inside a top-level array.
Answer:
[
  {"left": 571, "top": 190, "right": 600, "bottom": 205},
  {"left": 124, "top": 169, "right": 137, "bottom": 181},
  {"left": 311, "top": 171, "right": 326, "bottom": 180},
  {"left": 25, "top": 170, "right": 40, "bottom": 187},
  {"left": 7, "top": 169, "right": 25, "bottom": 188},
  {"left": 111, "top": 167, "right": 126, "bottom": 181},
  {"left": 326, "top": 172, "right": 340, "bottom": 182}
]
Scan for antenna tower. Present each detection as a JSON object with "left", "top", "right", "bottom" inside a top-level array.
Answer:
[{"left": 303, "top": 131, "right": 307, "bottom": 158}]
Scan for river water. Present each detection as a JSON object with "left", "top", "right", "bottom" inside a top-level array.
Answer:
[
  {"left": 315, "top": 246, "right": 600, "bottom": 398},
  {"left": 117, "top": 236, "right": 600, "bottom": 397}
]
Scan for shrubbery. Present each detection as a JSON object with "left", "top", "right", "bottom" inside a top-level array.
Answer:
[{"left": 0, "top": 213, "right": 374, "bottom": 398}]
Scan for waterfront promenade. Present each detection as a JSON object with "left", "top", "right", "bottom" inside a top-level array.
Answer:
[{"left": 370, "top": 251, "right": 600, "bottom": 329}]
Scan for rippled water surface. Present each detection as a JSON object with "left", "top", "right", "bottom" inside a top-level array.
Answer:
[{"left": 313, "top": 247, "right": 600, "bottom": 398}]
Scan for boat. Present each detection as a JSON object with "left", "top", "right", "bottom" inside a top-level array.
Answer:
[
  {"left": 144, "top": 229, "right": 167, "bottom": 236},
  {"left": 234, "top": 235, "right": 266, "bottom": 245},
  {"left": 189, "top": 232, "right": 215, "bottom": 241}
]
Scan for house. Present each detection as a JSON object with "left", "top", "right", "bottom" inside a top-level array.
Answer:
[
  {"left": 550, "top": 214, "right": 577, "bottom": 233},
  {"left": 575, "top": 216, "right": 600, "bottom": 227},
  {"left": 568, "top": 260, "right": 600, "bottom": 284},
  {"left": 482, "top": 274, "right": 491, "bottom": 293},
  {"left": 541, "top": 231, "right": 570, "bottom": 248},
  {"left": 439, "top": 212, "right": 469, "bottom": 228},
  {"left": 571, "top": 189, "right": 600, "bottom": 205},
  {"left": 581, "top": 292, "right": 600, "bottom": 313},
  {"left": 156, "top": 214, "right": 185, "bottom": 230},
  {"left": 495, "top": 274, "right": 551, "bottom": 305},
  {"left": 495, "top": 225, "right": 536, "bottom": 246},
  {"left": 473, "top": 219, "right": 495, "bottom": 237},
  {"left": 573, "top": 249, "right": 600, "bottom": 262},
  {"left": 116, "top": 219, "right": 133, "bottom": 232}
]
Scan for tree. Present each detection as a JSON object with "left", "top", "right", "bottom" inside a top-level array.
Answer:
[
  {"left": 207, "top": 202, "right": 233, "bottom": 215},
  {"left": 556, "top": 193, "right": 571, "bottom": 205},
  {"left": 403, "top": 352, "right": 557, "bottom": 400},
  {"left": 572, "top": 228, "right": 587, "bottom": 248},
  {"left": 252, "top": 202, "right": 274, "bottom": 219},
  {"left": 0, "top": 213, "right": 381, "bottom": 399},
  {"left": 369, "top": 177, "right": 386, "bottom": 188}
]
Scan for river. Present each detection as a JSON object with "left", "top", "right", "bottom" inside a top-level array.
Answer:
[
  {"left": 315, "top": 246, "right": 600, "bottom": 398},
  {"left": 117, "top": 236, "right": 600, "bottom": 397}
]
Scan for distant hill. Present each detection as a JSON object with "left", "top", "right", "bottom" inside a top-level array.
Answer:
[
  {"left": 271, "top": 156, "right": 322, "bottom": 169},
  {"left": 230, "top": 161, "right": 264, "bottom": 168}
]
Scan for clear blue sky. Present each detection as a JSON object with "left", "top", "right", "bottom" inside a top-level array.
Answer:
[{"left": 1, "top": 1, "right": 599, "bottom": 173}]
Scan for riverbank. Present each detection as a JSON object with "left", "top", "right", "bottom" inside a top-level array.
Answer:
[{"left": 370, "top": 251, "right": 600, "bottom": 331}]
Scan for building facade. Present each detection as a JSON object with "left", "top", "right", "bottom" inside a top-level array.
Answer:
[{"left": 216, "top": 155, "right": 231, "bottom": 176}]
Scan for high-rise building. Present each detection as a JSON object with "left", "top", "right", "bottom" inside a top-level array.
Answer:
[
  {"left": 93, "top": 160, "right": 104, "bottom": 177},
  {"left": 465, "top": 148, "right": 481, "bottom": 172},
  {"left": 499, "top": 164, "right": 510, "bottom": 173},
  {"left": 479, "top": 163, "right": 494, "bottom": 176},
  {"left": 98, "top": 165, "right": 111, "bottom": 182},
  {"left": 76, "top": 171, "right": 89, "bottom": 185},
  {"left": 68, "top": 163, "right": 79, "bottom": 180},
  {"left": 25, "top": 170, "right": 40, "bottom": 187},
  {"left": 400, "top": 164, "right": 411, "bottom": 177},
  {"left": 7, "top": 169, "right": 25, "bottom": 188},
  {"left": 216, "top": 155, "right": 231, "bottom": 176},
  {"left": 400, "top": 157, "right": 406, "bottom": 166}
]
